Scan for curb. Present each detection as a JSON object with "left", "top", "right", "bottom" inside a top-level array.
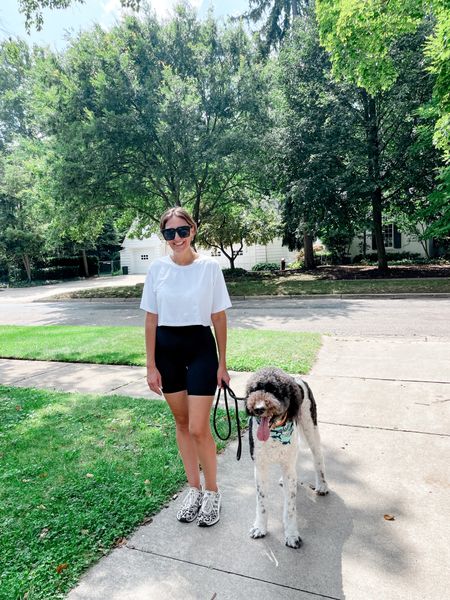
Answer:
[{"left": 34, "top": 292, "right": 450, "bottom": 303}]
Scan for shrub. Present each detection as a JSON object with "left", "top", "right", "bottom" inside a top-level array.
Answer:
[
  {"left": 288, "top": 260, "right": 304, "bottom": 269},
  {"left": 352, "top": 251, "right": 422, "bottom": 264},
  {"left": 31, "top": 266, "right": 80, "bottom": 280},
  {"left": 222, "top": 267, "right": 248, "bottom": 278},
  {"left": 251, "top": 262, "right": 280, "bottom": 272}
]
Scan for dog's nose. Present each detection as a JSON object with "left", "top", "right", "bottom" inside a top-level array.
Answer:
[{"left": 253, "top": 406, "right": 265, "bottom": 416}]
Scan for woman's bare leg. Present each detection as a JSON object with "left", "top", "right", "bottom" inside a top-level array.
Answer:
[
  {"left": 187, "top": 395, "right": 217, "bottom": 492},
  {"left": 164, "top": 390, "right": 201, "bottom": 489}
]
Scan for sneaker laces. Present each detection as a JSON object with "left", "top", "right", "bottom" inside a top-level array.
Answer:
[
  {"left": 201, "top": 491, "right": 218, "bottom": 515},
  {"left": 181, "top": 487, "right": 201, "bottom": 509}
]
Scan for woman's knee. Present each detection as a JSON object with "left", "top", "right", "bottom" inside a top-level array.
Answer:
[
  {"left": 174, "top": 415, "right": 190, "bottom": 433},
  {"left": 188, "top": 423, "right": 212, "bottom": 443}
]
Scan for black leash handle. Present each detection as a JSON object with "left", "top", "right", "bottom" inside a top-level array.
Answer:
[{"left": 213, "top": 381, "right": 242, "bottom": 461}]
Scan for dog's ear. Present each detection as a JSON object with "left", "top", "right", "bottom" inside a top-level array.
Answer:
[{"left": 286, "top": 378, "right": 303, "bottom": 421}]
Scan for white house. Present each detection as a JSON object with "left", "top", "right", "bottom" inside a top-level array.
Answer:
[
  {"left": 120, "top": 234, "right": 299, "bottom": 274},
  {"left": 120, "top": 223, "right": 431, "bottom": 274},
  {"left": 348, "top": 224, "right": 431, "bottom": 259}
]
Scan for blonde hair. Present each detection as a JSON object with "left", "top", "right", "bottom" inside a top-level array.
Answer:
[{"left": 160, "top": 207, "right": 196, "bottom": 232}]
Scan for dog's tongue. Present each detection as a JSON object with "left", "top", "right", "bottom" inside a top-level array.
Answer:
[{"left": 257, "top": 416, "right": 270, "bottom": 442}]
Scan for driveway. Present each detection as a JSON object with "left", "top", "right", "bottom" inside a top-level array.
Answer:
[{"left": 0, "top": 275, "right": 144, "bottom": 303}]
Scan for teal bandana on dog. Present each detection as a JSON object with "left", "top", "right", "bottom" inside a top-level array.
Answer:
[
  {"left": 270, "top": 420, "right": 294, "bottom": 444},
  {"left": 253, "top": 417, "right": 295, "bottom": 445}
]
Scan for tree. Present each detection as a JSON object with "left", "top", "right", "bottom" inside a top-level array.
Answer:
[
  {"left": 316, "top": 0, "right": 450, "bottom": 243},
  {"left": 196, "top": 197, "right": 281, "bottom": 269},
  {"left": 275, "top": 9, "right": 367, "bottom": 264},
  {"left": 34, "top": 8, "right": 268, "bottom": 236},
  {"left": 0, "top": 40, "right": 47, "bottom": 280},
  {"left": 17, "top": 0, "right": 141, "bottom": 31},
  {"left": 0, "top": 139, "right": 47, "bottom": 280},
  {"left": 0, "top": 39, "right": 39, "bottom": 150},
  {"left": 242, "top": 1, "right": 309, "bottom": 55},
  {"left": 242, "top": 0, "right": 318, "bottom": 268}
]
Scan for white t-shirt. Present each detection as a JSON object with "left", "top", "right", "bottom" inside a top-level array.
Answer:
[{"left": 140, "top": 255, "right": 232, "bottom": 326}]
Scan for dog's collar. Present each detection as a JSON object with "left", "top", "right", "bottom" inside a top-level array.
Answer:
[{"left": 271, "top": 412, "right": 288, "bottom": 429}]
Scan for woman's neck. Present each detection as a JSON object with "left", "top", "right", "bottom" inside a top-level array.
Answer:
[{"left": 170, "top": 248, "right": 198, "bottom": 266}]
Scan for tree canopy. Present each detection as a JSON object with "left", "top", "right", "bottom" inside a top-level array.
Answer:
[
  {"left": 0, "top": 1, "right": 448, "bottom": 282},
  {"left": 34, "top": 7, "right": 268, "bottom": 235}
]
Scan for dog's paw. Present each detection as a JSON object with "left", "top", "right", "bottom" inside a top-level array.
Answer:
[
  {"left": 285, "top": 534, "right": 303, "bottom": 549},
  {"left": 250, "top": 526, "right": 267, "bottom": 539},
  {"left": 310, "top": 482, "right": 329, "bottom": 496}
]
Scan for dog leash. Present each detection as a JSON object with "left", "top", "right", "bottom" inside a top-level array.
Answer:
[{"left": 213, "top": 381, "right": 243, "bottom": 461}]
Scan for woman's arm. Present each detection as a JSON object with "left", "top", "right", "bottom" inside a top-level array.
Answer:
[
  {"left": 144, "top": 311, "right": 162, "bottom": 395},
  {"left": 211, "top": 310, "right": 230, "bottom": 388}
]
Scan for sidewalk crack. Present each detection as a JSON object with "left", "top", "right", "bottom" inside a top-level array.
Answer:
[
  {"left": 319, "top": 420, "right": 450, "bottom": 437},
  {"left": 126, "top": 544, "right": 341, "bottom": 599}
]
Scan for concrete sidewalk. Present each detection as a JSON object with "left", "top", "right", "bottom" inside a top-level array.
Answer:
[{"left": 2, "top": 337, "right": 450, "bottom": 599}]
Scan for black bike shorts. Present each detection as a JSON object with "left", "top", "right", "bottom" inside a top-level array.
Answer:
[{"left": 155, "top": 325, "right": 219, "bottom": 396}]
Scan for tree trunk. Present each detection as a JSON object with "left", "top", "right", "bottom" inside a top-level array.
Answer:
[
  {"left": 22, "top": 254, "right": 31, "bottom": 281},
  {"left": 362, "top": 90, "right": 388, "bottom": 273},
  {"left": 303, "top": 231, "right": 315, "bottom": 269},
  {"left": 81, "top": 248, "right": 89, "bottom": 277},
  {"left": 371, "top": 188, "right": 387, "bottom": 272}
]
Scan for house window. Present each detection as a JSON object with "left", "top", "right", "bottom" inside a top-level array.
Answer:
[
  {"left": 383, "top": 225, "right": 394, "bottom": 248},
  {"left": 140, "top": 254, "right": 149, "bottom": 260},
  {"left": 211, "top": 249, "right": 221, "bottom": 257}
]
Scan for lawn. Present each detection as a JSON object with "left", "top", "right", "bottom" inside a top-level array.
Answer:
[
  {"left": 225, "top": 275, "right": 450, "bottom": 296},
  {"left": 0, "top": 325, "right": 321, "bottom": 374},
  {"left": 0, "top": 386, "right": 237, "bottom": 599}
]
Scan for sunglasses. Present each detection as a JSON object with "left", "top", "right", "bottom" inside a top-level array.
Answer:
[{"left": 161, "top": 225, "right": 191, "bottom": 241}]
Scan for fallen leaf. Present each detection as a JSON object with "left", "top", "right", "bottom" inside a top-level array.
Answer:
[
  {"left": 39, "top": 472, "right": 48, "bottom": 478},
  {"left": 384, "top": 514, "right": 395, "bottom": 521},
  {"left": 56, "top": 563, "right": 68, "bottom": 574},
  {"left": 15, "top": 405, "right": 22, "bottom": 411},
  {"left": 144, "top": 479, "right": 151, "bottom": 484},
  {"left": 114, "top": 537, "right": 127, "bottom": 547},
  {"left": 39, "top": 527, "right": 49, "bottom": 539},
  {"left": 85, "top": 473, "right": 94, "bottom": 478},
  {"left": 37, "top": 504, "right": 46, "bottom": 510}
]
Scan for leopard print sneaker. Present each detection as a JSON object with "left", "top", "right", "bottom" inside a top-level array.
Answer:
[
  {"left": 176, "top": 487, "right": 203, "bottom": 523},
  {"left": 197, "top": 489, "right": 222, "bottom": 527}
]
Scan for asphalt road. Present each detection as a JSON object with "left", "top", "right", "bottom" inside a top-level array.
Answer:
[{"left": 1, "top": 297, "right": 449, "bottom": 338}]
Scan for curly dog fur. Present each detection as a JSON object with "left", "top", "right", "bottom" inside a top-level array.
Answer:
[{"left": 245, "top": 367, "right": 329, "bottom": 548}]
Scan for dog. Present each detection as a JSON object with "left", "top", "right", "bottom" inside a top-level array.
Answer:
[{"left": 245, "top": 367, "right": 329, "bottom": 548}]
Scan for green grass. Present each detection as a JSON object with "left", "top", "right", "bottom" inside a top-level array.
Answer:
[
  {"left": 225, "top": 276, "right": 450, "bottom": 296},
  {"left": 0, "top": 326, "right": 321, "bottom": 374},
  {"left": 49, "top": 276, "right": 450, "bottom": 299},
  {"left": 226, "top": 328, "right": 320, "bottom": 373},
  {"left": 0, "top": 386, "right": 237, "bottom": 599}
]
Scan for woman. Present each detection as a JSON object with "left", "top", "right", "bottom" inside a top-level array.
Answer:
[{"left": 140, "top": 207, "right": 232, "bottom": 527}]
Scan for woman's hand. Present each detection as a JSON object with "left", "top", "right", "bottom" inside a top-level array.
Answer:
[
  {"left": 146, "top": 366, "right": 163, "bottom": 395},
  {"left": 217, "top": 364, "right": 230, "bottom": 389}
]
